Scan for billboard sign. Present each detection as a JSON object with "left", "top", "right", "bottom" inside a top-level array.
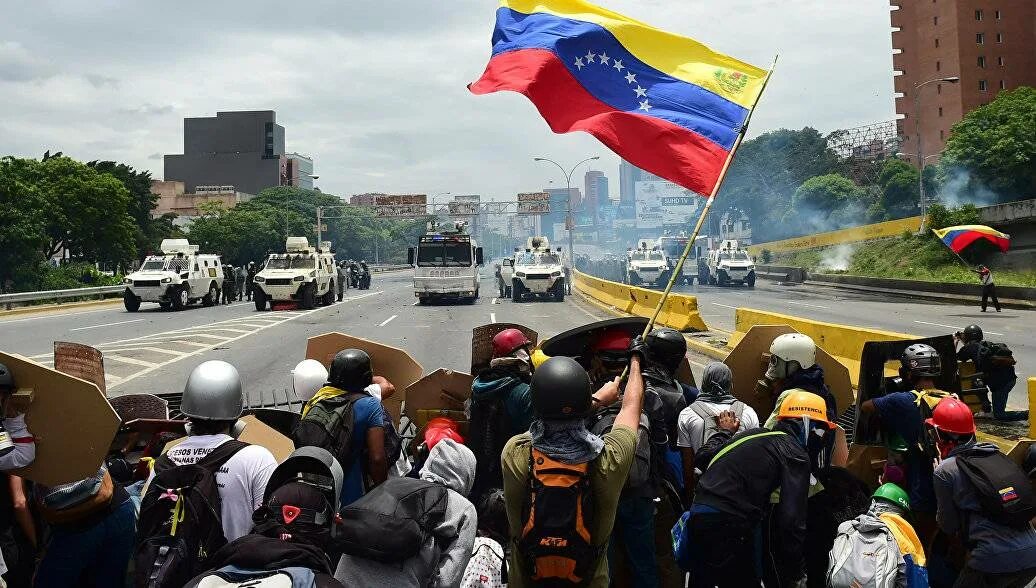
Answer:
[
  {"left": 374, "top": 194, "right": 427, "bottom": 217},
  {"left": 448, "top": 195, "right": 481, "bottom": 217},
  {"left": 517, "top": 192, "right": 550, "bottom": 214},
  {"left": 634, "top": 181, "right": 702, "bottom": 228}
]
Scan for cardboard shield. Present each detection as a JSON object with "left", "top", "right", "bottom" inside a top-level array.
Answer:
[
  {"left": 109, "top": 394, "right": 170, "bottom": 421},
  {"left": 53, "top": 341, "right": 106, "bottom": 395},
  {"left": 723, "top": 325, "right": 853, "bottom": 426},
  {"left": 0, "top": 351, "right": 121, "bottom": 486},
  {"left": 403, "top": 369, "right": 473, "bottom": 436},
  {"left": 470, "top": 323, "right": 539, "bottom": 375},
  {"left": 305, "top": 332, "right": 423, "bottom": 425}
]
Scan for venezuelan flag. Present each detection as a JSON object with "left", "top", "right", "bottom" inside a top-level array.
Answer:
[
  {"left": 932, "top": 224, "right": 1011, "bottom": 254},
  {"left": 469, "top": 0, "right": 768, "bottom": 196}
]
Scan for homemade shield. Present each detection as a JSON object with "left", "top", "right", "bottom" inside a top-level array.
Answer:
[
  {"left": 403, "top": 369, "right": 474, "bottom": 436},
  {"left": 305, "top": 332, "right": 424, "bottom": 425},
  {"left": 0, "top": 351, "right": 121, "bottom": 486},
  {"left": 53, "top": 341, "right": 107, "bottom": 395},
  {"left": 108, "top": 394, "right": 170, "bottom": 421},
  {"left": 470, "top": 323, "right": 538, "bottom": 375}
]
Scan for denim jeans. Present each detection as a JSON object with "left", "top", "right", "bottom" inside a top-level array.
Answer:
[
  {"left": 990, "top": 376, "right": 1027, "bottom": 422},
  {"left": 608, "top": 495, "right": 659, "bottom": 588},
  {"left": 35, "top": 498, "right": 137, "bottom": 588}
]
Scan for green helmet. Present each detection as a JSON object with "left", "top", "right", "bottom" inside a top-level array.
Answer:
[
  {"left": 885, "top": 432, "right": 909, "bottom": 454},
  {"left": 873, "top": 483, "right": 911, "bottom": 511}
]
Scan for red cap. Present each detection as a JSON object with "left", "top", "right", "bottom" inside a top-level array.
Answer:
[
  {"left": 424, "top": 417, "right": 464, "bottom": 449},
  {"left": 925, "top": 397, "right": 976, "bottom": 435},
  {"left": 593, "top": 328, "right": 632, "bottom": 353},
  {"left": 492, "top": 328, "right": 532, "bottom": 358}
]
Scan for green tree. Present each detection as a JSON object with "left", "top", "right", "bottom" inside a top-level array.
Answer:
[
  {"left": 0, "top": 157, "right": 48, "bottom": 289},
  {"left": 872, "top": 158, "right": 920, "bottom": 220},
  {"left": 792, "top": 174, "right": 862, "bottom": 213},
  {"left": 941, "top": 86, "right": 1036, "bottom": 200},
  {"left": 87, "top": 160, "right": 181, "bottom": 255}
]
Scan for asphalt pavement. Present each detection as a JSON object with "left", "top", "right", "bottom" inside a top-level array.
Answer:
[{"left": 1, "top": 272, "right": 1032, "bottom": 409}]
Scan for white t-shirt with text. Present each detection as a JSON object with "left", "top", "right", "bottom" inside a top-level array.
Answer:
[
  {"left": 147, "top": 434, "right": 277, "bottom": 541},
  {"left": 676, "top": 401, "right": 760, "bottom": 453}
]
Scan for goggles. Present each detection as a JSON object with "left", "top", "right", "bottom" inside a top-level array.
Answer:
[{"left": 597, "top": 350, "right": 629, "bottom": 368}]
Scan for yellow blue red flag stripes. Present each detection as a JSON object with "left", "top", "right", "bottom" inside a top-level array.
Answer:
[
  {"left": 468, "top": 0, "right": 768, "bottom": 195},
  {"left": 932, "top": 225, "right": 1011, "bottom": 254}
]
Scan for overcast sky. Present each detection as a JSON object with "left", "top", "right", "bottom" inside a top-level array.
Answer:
[{"left": 1, "top": 1, "right": 895, "bottom": 199}]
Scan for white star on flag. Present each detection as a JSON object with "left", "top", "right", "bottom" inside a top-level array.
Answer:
[
  {"left": 639, "top": 100, "right": 652, "bottom": 112},
  {"left": 624, "top": 72, "right": 637, "bottom": 84},
  {"left": 585, "top": 50, "right": 596, "bottom": 63},
  {"left": 598, "top": 52, "right": 610, "bottom": 65},
  {"left": 634, "top": 85, "right": 647, "bottom": 98},
  {"left": 574, "top": 57, "right": 584, "bottom": 70},
  {"left": 612, "top": 59, "right": 624, "bottom": 71}
]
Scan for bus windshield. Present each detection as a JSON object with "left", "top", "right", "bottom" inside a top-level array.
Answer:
[{"left": 417, "top": 243, "right": 472, "bottom": 267}]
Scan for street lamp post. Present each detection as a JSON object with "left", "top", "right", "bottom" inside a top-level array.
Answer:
[
  {"left": 914, "top": 76, "right": 959, "bottom": 230},
  {"left": 533, "top": 155, "right": 600, "bottom": 265}
]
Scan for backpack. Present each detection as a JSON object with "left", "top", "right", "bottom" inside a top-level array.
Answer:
[
  {"left": 978, "top": 341, "right": 1016, "bottom": 373},
  {"left": 587, "top": 405, "right": 651, "bottom": 490},
  {"left": 187, "top": 566, "right": 317, "bottom": 588},
  {"left": 291, "top": 391, "right": 366, "bottom": 466},
  {"left": 468, "top": 393, "right": 511, "bottom": 501},
  {"left": 134, "top": 440, "right": 248, "bottom": 588},
  {"left": 670, "top": 510, "right": 693, "bottom": 572},
  {"left": 878, "top": 512, "right": 929, "bottom": 588},
  {"left": 338, "top": 476, "right": 449, "bottom": 562},
  {"left": 827, "top": 514, "right": 902, "bottom": 588},
  {"left": 518, "top": 446, "right": 600, "bottom": 586},
  {"left": 690, "top": 400, "right": 745, "bottom": 448},
  {"left": 955, "top": 448, "right": 1036, "bottom": 528},
  {"left": 461, "top": 536, "right": 508, "bottom": 588}
]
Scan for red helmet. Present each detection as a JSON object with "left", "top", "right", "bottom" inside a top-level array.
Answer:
[
  {"left": 492, "top": 328, "right": 532, "bottom": 358},
  {"left": 593, "top": 328, "right": 632, "bottom": 353},
  {"left": 424, "top": 417, "right": 464, "bottom": 449},
  {"left": 925, "top": 397, "right": 976, "bottom": 435}
]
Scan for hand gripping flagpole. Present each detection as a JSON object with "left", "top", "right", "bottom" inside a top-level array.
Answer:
[{"left": 639, "top": 56, "right": 779, "bottom": 342}]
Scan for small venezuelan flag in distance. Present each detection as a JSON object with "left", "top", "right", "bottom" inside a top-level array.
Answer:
[{"left": 468, "top": 0, "right": 769, "bottom": 196}]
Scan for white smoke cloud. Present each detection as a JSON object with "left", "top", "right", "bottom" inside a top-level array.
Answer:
[
  {"left": 934, "top": 167, "right": 999, "bottom": 208},
  {"left": 817, "top": 243, "right": 855, "bottom": 272}
]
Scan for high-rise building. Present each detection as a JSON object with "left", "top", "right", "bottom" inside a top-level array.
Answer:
[
  {"left": 618, "top": 160, "right": 662, "bottom": 214},
  {"left": 164, "top": 110, "right": 288, "bottom": 195},
  {"left": 891, "top": 1, "right": 1036, "bottom": 166},
  {"left": 284, "top": 153, "right": 315, "bottom": 189},
  {"left": 583, "top": 170, "right": 605, "bottom": 223},
  {"left": 543, "top": 187, "right": 581, "bottom": 242}
]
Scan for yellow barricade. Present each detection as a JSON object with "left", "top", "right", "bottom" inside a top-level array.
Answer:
[
  {"left": 732, "top": 308, "right": 915, "bottom": 386},
  {"left": 572, "top": 271, "right": 708, "bottom": 332},
  {"left": 746, "top": 215, "right": 924, "bottom": 256}
]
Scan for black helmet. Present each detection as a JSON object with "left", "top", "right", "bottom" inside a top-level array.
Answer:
[
  {"left": 645, "top": 328, "right": 687, "bottom": 372},
  {"left": 963, "top": 324, "right": 983, "bottom": 342},
  {"left": 530, "top": 356, "right": 591, "bottom": 420},
  {"left": 328, "top": 349, "right": 373, "bottom": 392},
  {"left": 0, "top": 362, "right": 12, "bottom": 390},
  {"left": 900, "top": 343, "right": 942, "bottom": 379}
]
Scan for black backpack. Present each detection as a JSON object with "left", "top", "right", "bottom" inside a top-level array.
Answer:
[
  {"left": 291, "top": 392, "right": 367, "bottom": 466},
  {"left": 469, "top": 393, "right": 512, "bottom": 501},
  {"left": 587, "top": 405, "right": 652, "bottom": 491},
  {"left": 337, "top": 477, "right": 449, "bottom": 562},
  {"left": 978, "top": 341, "right": 1016, "bottom": 374},
  {"left": 956, "top": 448, "right": 1036, "bottom": 528},
  {"left": 134, "top": 440, "right": 248, "bottom": 588}
]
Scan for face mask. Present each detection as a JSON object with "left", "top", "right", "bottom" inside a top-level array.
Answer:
[{"left": 765, "top": 355, "right": 785, "bottom": 380}]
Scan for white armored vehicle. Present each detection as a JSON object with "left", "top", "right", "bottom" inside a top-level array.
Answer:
[
  {"left": 123, "top": 239, "right": 224, "bottom": 312},
  {"left": 253, "top": 237, "right": 337, "bottom": 310},
  {"left": 511, "top": 236, "right": 566, "bottom": 302},
  {"left": 698, "top": 239, "right": 756, "bottom": 287},
  {"left": 409, "top": 221, "right": 484, "bottom": 305},
  {"left": 624, "top": 240, "right": 671, "bottom": 287}
]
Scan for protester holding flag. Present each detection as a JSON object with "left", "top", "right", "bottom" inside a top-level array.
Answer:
[{"left": 932, "top": 224, "right": 1010, "bottom": 313}]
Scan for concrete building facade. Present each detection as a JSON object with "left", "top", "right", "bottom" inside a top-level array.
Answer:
[
  {"left": 151, "top": 180, "right": 253, "bottom": 223},
  {"left": 284, "top": 153, "right": 315, "bottom": 189},
  {"left": 891, "top": 1, "right": 1036, "bottom": 166},
  {"left": 164, "top": 111, "right": 286, "bottom": 195}
]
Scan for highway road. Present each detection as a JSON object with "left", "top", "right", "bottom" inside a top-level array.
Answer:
[{"left": 1, "top": 271, "right": 1033, "bottom": 410}]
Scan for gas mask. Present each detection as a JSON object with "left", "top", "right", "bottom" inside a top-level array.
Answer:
[{"left": 765, "top": 355, "right": 800, "bottom": 381}]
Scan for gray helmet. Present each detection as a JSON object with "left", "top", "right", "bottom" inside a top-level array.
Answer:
[
  {"left": 180, "top": 360, "right": 244, "bottom": 421},
  {"left": 0, "top": 363, "right": 12, "bottom": 389},
  {"left": 900, "top": 343, "right": 942, "bottom": 379}
]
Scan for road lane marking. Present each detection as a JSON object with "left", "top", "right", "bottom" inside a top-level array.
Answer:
[
  {"left": 135, "top": 347, "right": 189, "bottom": 357},
  {"left": 105, "top": 354, "right": 159, "bottom": 367},
  {"left": 914, "top": 320, "right": 1003, "bottom": 336},
  {"left": 68, "top": 318, "right": 147, "bottom": 332},
  {"left": 783, "top": 300, "right": 829, "bottom": 309},
  {"left": 0, "top": 307, "right": 122, "bottom": 324},
  {"left": 379, "top": 315, "right": 398, "bottom": 327},
  {"left": 710, "top": 303, "right": 738, "bottom": 310},
  {"left": 490, "top": 313, "right": 497, "bottom": 323}
]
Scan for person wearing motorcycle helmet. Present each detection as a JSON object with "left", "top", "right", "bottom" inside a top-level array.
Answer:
[
  {"left": 296, "top": 349, "right": 396, "bottom": 508},
  {"left": 688, "top": 391, "right": 829, "bottom": 588},
  {"left": 184, "top": 447, "right": 347, "bottom": 588},
  {"left": 292, "top": 359, "right": 329, "bottom": 402},
  {"left": 501, "top": 353, "right": 640, "bottom": 587},
  {"left": 860, "top": 343, "right": 954, "bottom": 541},
  {"left": 589, "top": 327, "right": 632, "bottom": 389},
  {"left": 956, "top": 323, "right": 1023, "bottom": 422},
  {"left": 148, "top": 361, "right": 277, "bottom": 541},
  {"left": 930, "top": 397, "right": 1036, "bottom": 586}
]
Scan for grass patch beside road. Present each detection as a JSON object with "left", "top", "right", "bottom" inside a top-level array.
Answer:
[{"left": 775, "top": 233, "right": 1036, "bottom": 288}]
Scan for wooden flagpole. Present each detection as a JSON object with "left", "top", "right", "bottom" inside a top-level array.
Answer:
[{"left": 640, "top": 55, "right": 779, "bottom": 339}]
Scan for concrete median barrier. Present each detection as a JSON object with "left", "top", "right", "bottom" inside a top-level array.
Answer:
[{"left": 572, "top": 270, "right": 707, "bottom": 332}]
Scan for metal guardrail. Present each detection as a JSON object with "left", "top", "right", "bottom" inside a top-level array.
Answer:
[{"left": 1, "top": 264, "right": 413, "bottom": 308}]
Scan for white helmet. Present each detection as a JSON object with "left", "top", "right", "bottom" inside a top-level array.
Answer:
[
  {"left": 292, "top": 359, "right": 328, "bottom": 402},
  {"left": 766, "top": 333, "right": 817, "bottom": 380}
]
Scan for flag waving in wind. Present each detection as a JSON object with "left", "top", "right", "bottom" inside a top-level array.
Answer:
[{"left": 469, "top": 0, "right": 769, "bottom": 196}]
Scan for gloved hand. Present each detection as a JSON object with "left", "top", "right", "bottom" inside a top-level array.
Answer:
[{"left": 628, "top": 335, "right": 649, "bottom": 363}]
